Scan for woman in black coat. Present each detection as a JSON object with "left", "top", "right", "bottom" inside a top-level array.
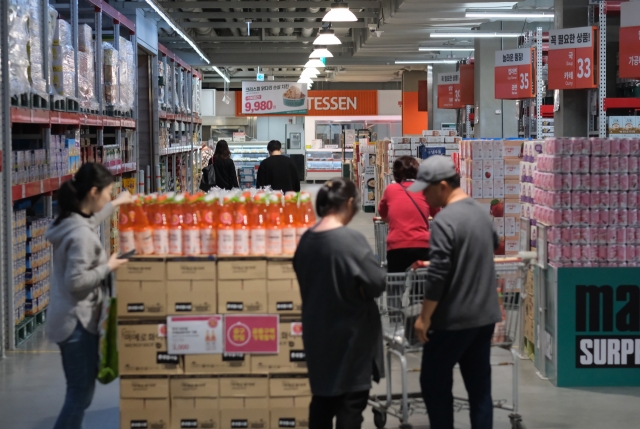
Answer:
[{"left": 211, "top": 140, "right": 239, "bottom": 190}]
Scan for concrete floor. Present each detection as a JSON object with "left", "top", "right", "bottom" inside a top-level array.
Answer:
[{"left": 2, "top": 185, "right": 640, "bottom": 428}]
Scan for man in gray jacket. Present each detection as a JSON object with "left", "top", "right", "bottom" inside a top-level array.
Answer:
[{"left": 409, "top": 156, "right": 501, "bottom": 429}]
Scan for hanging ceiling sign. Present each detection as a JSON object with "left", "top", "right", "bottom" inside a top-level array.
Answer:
[
  {"left": 548, "top": 26, "right": 598, "bottom": 90},
  {"left": 437, "top": 72, "right": 462, "bottom": 109},
  {"left": 459, "top": 63, "right": 475, "bottom": 106},
  {"left": 619, "top": 2, "right": 640, "bottom": 79},
  {"left": 241, "top": 81, "right": 308, "bottom": 115},
  {"left": 494, "top": 47, "right": 536, "bottom": 100}
]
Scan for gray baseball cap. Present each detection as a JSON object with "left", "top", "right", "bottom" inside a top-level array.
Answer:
[{"left": 408, "top": 155, "right": 457, "bottom": 192}]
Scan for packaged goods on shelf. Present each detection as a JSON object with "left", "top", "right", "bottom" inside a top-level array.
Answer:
[
  {"left": 46, "top": 5, "right": 63, "bottom": 102},
  {"left": 119, "top": 37, "right": 135, "bottom": 113},
  {"left": 608, "top": 116, "right": 639, "bottom": 139},
  {"left": 52, "top": 19, "right": 76, "bottom": 98},
  {"left": 219, "top": 376, "right": 269, "bottom": 428},
  {"left": 27, "top": 0, "right": 47, "bottom": 99},
  {"left": 78, "top": 24, "right": 98, "bottom": 111},
  {"left": 103, "top": 42, "right": 119, "bottom": 107},
  {"left": 170, "top": 377, "right": 220, "bottom": 429},
  {"left": 158, "top": 60, "right": 165, "bottom": 110},
  {"left": 192, "top": 75, "right": 201, "bottom": 116},
  {"left": 8, "top": 0, "right": 31, "bottom": 98},
  {"left": 13, "top": 209, "right": 27, "bottom": 324},
  {"left": 532, "top": 137, "right": 640, "bottom": 267},
  {"left": 120, "top": 377, "right": 170, "bottom": 429}
]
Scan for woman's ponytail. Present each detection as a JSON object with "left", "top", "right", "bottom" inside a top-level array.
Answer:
[{"left": 54, "top": 163, "right": 114, "bottom": 225}]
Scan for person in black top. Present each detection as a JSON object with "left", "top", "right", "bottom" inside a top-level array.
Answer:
[
  {"left": 293, "top": 178, "right": 386, "bottom": 429},
  {"left": 211, "top": 140, "right": 239, "bottom": 190},
  {"left": 256, "top": 140, "right": 301, "bottom": 192}
]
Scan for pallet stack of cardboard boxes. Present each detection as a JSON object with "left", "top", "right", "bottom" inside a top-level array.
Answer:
[{"left": 117, "top": 257, "right": 308, "bottom": 429}]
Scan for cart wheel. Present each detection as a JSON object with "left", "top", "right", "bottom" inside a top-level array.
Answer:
[
  {"left": 373, "top": 409, "right": 387, "bottom": 428},
  {"left": 509, "top": 414, "right": 526, "bottom": 429}
]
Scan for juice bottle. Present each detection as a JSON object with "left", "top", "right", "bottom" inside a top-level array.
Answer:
[
  {"left": 142, "top": 193, "right": 157, "bottom": 220},
  {"left": 233, "top": 194, "right": 250, "bottom": 256},
  {"left": 200, "top": 193, "right": 218, "bottom": 255},
  {"left": 250, "top": 193, "right": 267, "bottom": 255},
  {"left": 266, "top": 193, "right": 283, "bottom": 256},
  {"left": 169, "top": 193, "right": 186, "bottom": 255},
  {"left": 118, "top": 201, "right": 136, "bottom": 253},
  {"left": 282, "top": 192, "right": 298, "bottom": 255},
  {"left": 182, "top": 194, "right": 202, "bottom": 255},
  {"left": 151, "top": 194, "right": 170, "bottom": 255},
  {"left": 217, "top": 195, "right": 235, "bottom": 256},
  {"left": 133, "top": 196, "right": 154, "bottom": 255},
  {"left": 297, "top": 191, "right": 316, "bottom": 243}
]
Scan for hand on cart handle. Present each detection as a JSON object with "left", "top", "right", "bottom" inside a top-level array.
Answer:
[
  {"left": 373, "top": 216, "right": 383, "bottom": 222},
  {"left": 410, "top": 260, "right": 430, "bottom": 270}
]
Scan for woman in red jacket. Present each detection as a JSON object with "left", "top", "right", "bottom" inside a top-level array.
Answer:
[{"left": 378, "top": 156, "right": 439, "bottom": 272}]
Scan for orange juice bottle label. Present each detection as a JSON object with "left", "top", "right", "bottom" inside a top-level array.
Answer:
[
  {"left": 135, "top": 229, "right": 154, "bottom": 255},
  {"left": 119, "top": 230, "right": 135, "bottom": 253},
  {"left": 201, "top": 228, "right": 217, "bottom": 254},
  {"left": 218, "top": 229, "right": 234, "bottom": 255},
  {"left": 266, "top": 229, "right": 283, "bottom": 256},
  {"left": 282, "top": 227, "right": 297, "bottom": 254},
  {"left": 183, "top": 229, "right": 201, "bottom": 256},
  {"left": 250, "top": 229, "right": 266, "bottom": 255},
  {"left": 169, "top": 229, "right": 182, "bottom": 254},
  {"left": 153, "top": 229, "right": 169, "bottom": 255},
  {"left": 234, "top": 229, "right": 250, "bottom": 255}
]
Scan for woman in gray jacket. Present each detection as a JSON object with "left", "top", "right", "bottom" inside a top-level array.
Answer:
[{"left": 46, "top": 163, "right": 132, "bottom": 429}]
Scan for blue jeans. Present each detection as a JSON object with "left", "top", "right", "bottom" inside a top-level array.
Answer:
[
  {"left": 420, "top": 324, "right": 495, "bottom": 429},
  {"left": 53, "top": 322, "right": 99, "bottom": 429}
]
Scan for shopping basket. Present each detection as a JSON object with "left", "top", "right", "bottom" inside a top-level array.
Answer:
[
  {"left": 373, "top": 216, "right": 388, "bottom": 267},
  {"left": 370, "top": 252, "right": 536, "bottom": 429}
]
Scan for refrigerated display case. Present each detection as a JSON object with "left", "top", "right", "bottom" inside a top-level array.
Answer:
[{"left": 306, "top": 149, "right": 353, "bottom": 181}]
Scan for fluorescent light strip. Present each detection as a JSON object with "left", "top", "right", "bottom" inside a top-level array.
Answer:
[
  {"left": 145, "top": 0, "right": 210, "bottom": 64},
  {"left": 466, "top": 11, "right": 554, "bottom": 19},
  {"left": 395, "top": 60, "right": 459, "bottom": 64},
  {"left": 212, "top": 66, "right": 230, "bottom": 83},
  {"left": 430, "top": 32, "right": 520, "bottom": 38},
  {"left": 419, "top": 47, "right": 474, "bottom": 52}
]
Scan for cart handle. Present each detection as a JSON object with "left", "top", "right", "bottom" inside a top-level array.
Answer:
[
  {"left": 410, "top": 251, "right": 537, "bottom": 271},
  {"left": 373, "top": 216, "right": 383, "bottom": 222}
]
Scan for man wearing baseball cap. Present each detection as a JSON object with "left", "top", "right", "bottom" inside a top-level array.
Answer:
[{"left": 408, "top": 156, "right": 501, "bottom": 429}]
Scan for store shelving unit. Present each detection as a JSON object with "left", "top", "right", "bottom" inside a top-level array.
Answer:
[
  {"left": 306, "top": 148, "right": 354, "bottom": 181},
  {"left": 1, "top": 0, "right": 140, "bottom": 350},
  {"left": 516, "top": 27, "right": 547, "bottom": 139},
  {"left": 227, "top": 141, "right": 269, "bottom": 188}
]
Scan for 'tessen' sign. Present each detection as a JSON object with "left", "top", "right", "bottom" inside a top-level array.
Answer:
[
  {"left": 548, "top": 26, "right": 598, "bottom": 90},
  {"left": 494, "top": 47, "right": 535, "bottom": 100},
  {"left": 437, "top": 72, "right": 462, "bottom": 109}
]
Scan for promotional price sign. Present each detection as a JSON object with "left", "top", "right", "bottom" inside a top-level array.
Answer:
[
  {"left": 494, "top": 48, "right": 535, "bottom": 100},
  {"left": 241, "top": 81, "right": 308, "bottom": 114},
  {"left": 548, "top": 26, "right": 598, "bottom": 90},
  {"left": 224, "top": 315, "right": 279, "bottom": 354},
  {"left": 619, "top": 2, "right": 640, "bottom": 79},
  {"left": 437, "top": 72, "right": 462, "bottom": 109},
  {"left": 167, "top": 315, "right": 224, "bottom": 355}
]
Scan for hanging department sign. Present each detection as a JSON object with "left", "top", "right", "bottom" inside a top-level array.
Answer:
[
  {"left": 619, "top": 1, "right": 640, "bottom": 79},
  {"left": 437, "top": 72, "right": 462, "bottom": 109},
  {"left": 242, "top": 82, "right": 308, "bottom": 115},
  {"left": 548, "top": 26, "right": 598, "bottom": 90},
  {"left": 494, "top": 47, "right": 535, "bottom": 100}
]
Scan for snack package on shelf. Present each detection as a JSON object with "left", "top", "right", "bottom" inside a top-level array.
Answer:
[
  {"left": 52, "top": 19, "right": 76, "bottom": 98},
  {"left": 119, "top": 36, "right": 135, "bottom": 114},
  {"left": 103, "top": 42, "right": 119, "bottom": 108},
  {"left": 8, "top": 0, "right": 31, "bottom": 98},
  {"left": 27, "top": 0, "right": 47, "bottom": 100}
]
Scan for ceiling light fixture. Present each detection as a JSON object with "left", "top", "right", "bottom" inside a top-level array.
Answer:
[
  {"left": 322, "top": 2, "right": 358, "bottom": 22},
  {"left": 298, "top": 77, "right": 313, "bottom": 84},
  {"left": 419, "top": 47, "right": 475, "bottom": 52},
  {"left": 465, "top": 9, "right": 554, "bottom": 19},
  {"left": 313, "top": 29, "right": 341, "bottom": 45},
  {"left": 310, "top": 46, "right": 333, "bottom": 58},
  {"left": 395, "top": 59, "right": 460, "bottom": 64},
  {"left": 212, "top": 66, "right": 230, "bottom": 83},
  {"left": 305, "top": 59, "right": 326, "bottom": 69},
  {"left": 301, "top": 70, "right": 319, "bottom": 79},
  {"left": 144, "top": 0, "right": 210, "bottom": 64},
  {"left": 430, "top": 32, "right": 520, "bottom": 38}
]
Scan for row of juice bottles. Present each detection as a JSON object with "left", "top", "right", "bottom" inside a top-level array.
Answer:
[{"left": 118, "top": 189, "right": 316, "bottom": 257}]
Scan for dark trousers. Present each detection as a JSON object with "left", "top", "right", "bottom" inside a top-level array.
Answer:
[
  {"left": 309, "top": 390, "right": 369, "bottom": 429},
  {"left": 387, "top": 247, "right": 430, "bottom": 273},
  {"left": 420, "top": 324, "right": 495, "bottom": 429},
  {"left": 54, "top": 322, "right": 99, "bottom": 429}
]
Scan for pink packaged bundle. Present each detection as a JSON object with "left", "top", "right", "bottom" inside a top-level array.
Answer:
[
  {"left": 610, "top": 156, "right": 620, "bottom": 173},
  {"left": 583, "top": 226, "right": 597, "bottom": 243},
  {"left": 626, "top": 226, "right": 637, "bottom": 244},
  {"left": 619, "top": 156, "right": 629, "bottom": 173},
  {"left": 590, "top": 157, "right": 601, "bottom": 174},
  {"left": 610, "top": 139, "right": 621, "bottom": 156},
  {"left": 562, "top": 244, "right": 573, "bottom": 261},
  {"left": 544, "top": 138, "right": 562, "bottom": 155},
  {"left": 630, "top": 157, "right": 639, "bottom": 173},
  {"left": 547, "top": 226, "right": 567, "bottom": 244},
  {"left": 629, "top": 191, "right": 639, "bottom": 208},
  {"left": 616, "top": 227, "right": 627, "bottom": 244},
  {"left": 629, "top": 209, "right": 639, "bottom": 226},
  {"left": 596, "top": 226, "right": 608, "bottom": 244},
  {"left": 618, "top": 191, "right": 629, "bottom": 209},
  {"left": 630, "top": 174, "right": 639, "bottom": 191},
  {"left": 591, "top": 191, "right": 602, "bottom": 208},
  {"left": 572, "top": 244, "right": 585, "bottom": 262},
  {"left": 571, "top": 191, "right": 590, "bottom": 208},
  {"left": 571, "top": 155, "right": 589, "bottom": 173},
  {"left": 611, "top": 209, "right": 629, "bottom": 226},
  {"left": 599, "top": 156, "right": 611, "bottom": 174},
  {"left": 572, "top": 138, "right": 591, "bottom": 155},
  {"left": 607, "top": 244, "right": 618, "bottom": 261},
  {"left": 610, "top": 173, "right": 621, "bottom": 191},
  {"left": 600, "top": 209, "right": 611, "bottom": 225},
  {"left": 620, "top": 173, "right": 630, "bottom": 191},
  {"left": 571, "top": 226, "right": 586, "bottom": 243},
  {"left": 619, "top": 139, "right": 631, "bottom": 156},
  {"left": 583, "top": 244, "right": 598, "bottom": 262},
  {"left": 537, "top": 172, "right": 571, "bottom": 191},
  {"left": 590, "top": 209, "right": 601, "bottom": 225},
  {"left": 548, "top": 243, "right": 562, "bottom": 262},
  {"left": 571, "top": 174, "right": 588, "bottom": 191},
  {"left": 597, "top": 244, "right": 608, "bottom": 262},
  {"left": 571, "top": 209, "right": 589, "bottom": 226},
  {"left": 609, "top": 191, "right": 620, "bottom": 209},
  {"left": 630, "top": 139, "right": 640, "bottom": 156},
  {"left": 593, "top": 174, "right": 610, "bottom": 191},
  {"left": 591, "top": 138, "right": 611, "bottom": 156},
  {"left": 605, "top": 226, "right": 617, "bottom": 244}
]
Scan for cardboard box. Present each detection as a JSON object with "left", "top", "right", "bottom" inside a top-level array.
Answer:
[
  {"left": 493, "top": 140, "right": 504, "bottom": 158},
  {"left": 167, "top": 280, "right": 217, "bottom": 315},
  {"left": 117, "top": 260, "right": 166, "bottom": 281},
  {"left": 505, "top": 216, "right": 519, "bottom": 237},
  {"left": 267, "top": 260, "right": 297, "bottom": 280},
  {"left": 120, "top": 377, "right": 170, "bottom": 429},
  {"left": 252, "top": 322, "right": 306, "bottom": 374},
  {"left": 482, "top": 180, "right": 494, "bottom": 199},
  {"left": 220, "top": 376, "right": 269, "bottom": 397},
  {"left": 170, "top": 376, "right": 220, "bottom": 398},
  {"left": 219, "top": 398, "right": 269, "bottom": 429},
  {"left": 471, "top": 140, "right": 484, "bottom": 159},
  {"left": 471, "top": 160, "right": 482, "bottom": 180},
  {"left": 117, "top": 281, "right": 167, "bottom": 317},
  {"left": 505, "top": 238, "right": 520, "bottom": 254},
  {"left": 185, "top": 353, "right": 251, "bottom": 375},
  {"left": 218, "top": 260, "right": 267, "bottom": 280},
  {"left": 504, "top": 160, "right": 521, "bottom": 179},
  {"left": 505, "top": 200, "right": 521, "bottom": 215},
  {"left": 505, "top": 180, "right": 521, "bottom": 197},
  {"left": 171, "top": 398, "right": 219, "bottom": 429},
  {"left": 494, "top": 179, "right": 505, "bottom": 199},
  {"left": 218, "top": 279, "right": 267, "bottom": 313},
  {"left": 268, "top": 280, "right": 302, "bottom": 315},
  {"left": 493, "top": 159, "right": 504, "bottom": 179},
  {"left": 270, "top": 396, "right": 312, "bottom": 429},
  {"left": 482, "top": 160, "right": 494, "bottom": 180},
  {"left": 118, "top": 321, "right": 183, "bottom": 376},
  {"left": 471, "top": 179, "right": 483, "bottom": 199},
  {"left": 167, "top": 260, "right": 217, "bottom": 280},
  {"left": 493, "top": 217, "right": 505, "bottom": 236},
  {"left": 503, "top": 140, "right": 523, "bottom": 159},
  {"left": 269, "top": 377, "right": 311, "bottom": 397},
  {"left": 482, "top": 140, "right": 494, "bottom": 160}
]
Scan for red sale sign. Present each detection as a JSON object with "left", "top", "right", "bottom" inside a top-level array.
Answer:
[
  {"left": 548, "top": 26, "right": 598, "bottom": 90},
  {"left": 619, "top": 2, "right": 640, "bottom": 79},
  {"left": 224, "top": 315, "right": 279, "bottom": 354},
  {"left": 494, "top": 48, "right": 535, "bottom": 100},
  {"left": 437, "top": 72, "right": 462, "bottom": 109}
]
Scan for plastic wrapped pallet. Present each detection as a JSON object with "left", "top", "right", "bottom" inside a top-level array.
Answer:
[
  {"left": 78, "top": 24, "right": 97, "bottom": 111},
  {"left": 27, "top": 0, "right": 47, "bottom": 99},
  {"left": 52, "top": 19, "right": 76, "bottom": 98},
  {"left": 158, "top": 60, "right": 165, "bottom": 110},
  {"left": 173, "top": 69, "right": 179, "bottom": 112},
  {"left": 47, "top": 6, "right": 63, "bottom": 103},
  {"left": 8, "top": 0, "right": 31, "bottom": 98},
  {"left": 118, "top": 37, "right": 135, "bottom": 113},
  {"left": 167, "top": 66, "right": 173, "bottom": 111},
  {"left": 192, "top": 76, "right": 200, "bottom": 116},
  {"left": 103, "top": 42, "right": 119, "bottom": 108}
]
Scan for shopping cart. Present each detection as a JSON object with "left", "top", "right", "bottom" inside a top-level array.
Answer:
[
  {"left": 373, "top": 217, "right": 388, "bottom": 267},
  {"left": 369, "top": 252, "right": 536, "bottom": 429}
]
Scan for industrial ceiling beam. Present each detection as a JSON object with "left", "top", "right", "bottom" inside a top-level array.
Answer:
[
  {"left": 159, "top": 1, "right": 380, "bottom": 8},
  {"left": 158, "top": 36, "right": 353, "bottom": 43},
  {"left": 179, "top": 21, "right": 366, "bottom": 28},
  {"left": 171, "top": 11, "right": 377, "bottom": 19}
]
